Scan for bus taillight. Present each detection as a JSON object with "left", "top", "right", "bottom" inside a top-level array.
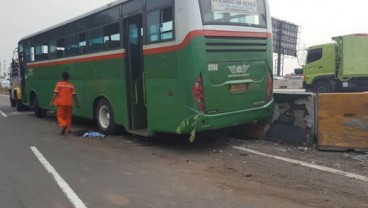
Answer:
[
  {"left": 265, "top": 74, "right": 273, "bottom": 102},
  {"left": 193, "top": 76, "right": 205, "bottom": 112}
]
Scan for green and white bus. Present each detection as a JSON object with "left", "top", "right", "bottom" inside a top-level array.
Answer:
[{"left": 18, "top": 0, "right": 274, "bottom": 136}]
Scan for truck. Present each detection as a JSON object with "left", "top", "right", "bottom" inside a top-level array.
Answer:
[
  {"left": 303, "top": 34, "right": 368, "bottom": 93},
  {"left": 8, "top": 49, "right": 28, "bottom": 111}
]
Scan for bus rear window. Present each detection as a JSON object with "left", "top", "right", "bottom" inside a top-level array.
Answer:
[{"left": 199, "top": 0, "right": 267, "bottom": 28}]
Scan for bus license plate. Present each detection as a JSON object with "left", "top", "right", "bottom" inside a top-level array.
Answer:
[{"left": 229, "top": 84, "right": 247, "bottom": 93}]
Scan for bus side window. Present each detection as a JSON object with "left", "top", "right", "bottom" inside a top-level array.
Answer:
[
  {"left": 160, "top": 7, "right": 173, "bottom": 40},
  {"left": 88, "top": 28, "right": 104, "bottom": 52},
  {"left": 147, "top": 7, "right": 174, "bottom": 43},
  {"left": 35, "top": 43, "right": 48, "bottom": 61},
  {"left": 103, "top": 22, "right": 121, "bottom": 50},
  {"left": 48, "top": 40, "right": 57, "bottom": 59},
  {"left": 66, "top": 35, "right": 78, "bottom": 56},
  {"left": 24, "top": 47, "right": 33, "bottom": 62},
  {"left": 147, "top": 11, "right": 160, "bottom": 42},
  {"left": 57, "top": 39, "right": 65, "bottom": 58},
  {"left": 79, "top": 32, "right": 87, "bottom": 54}
]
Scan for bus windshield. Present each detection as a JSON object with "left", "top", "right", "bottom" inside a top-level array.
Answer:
[{"left": 199, "top": 0, "right": 267, "bottom": 28}]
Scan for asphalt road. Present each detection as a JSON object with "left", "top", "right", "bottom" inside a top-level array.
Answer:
[{"left": 0, "top": 94, "right": 367, "bottom": 208}]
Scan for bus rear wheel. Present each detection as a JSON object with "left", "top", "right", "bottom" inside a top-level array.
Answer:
[{"left": 96, "top": 99, "right": 118, "bottom": 135}]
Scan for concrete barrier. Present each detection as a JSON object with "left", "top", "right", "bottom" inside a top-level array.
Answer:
[
  {"left": 266, "top": 92, "right": 316, "bottom": 146},
  {"left": 273, "top": 79, "right": 303, "bottom": 89},
  {"left": 240, "top": 91, "right": 368, "bottom": 151},
  {"left": 318, "top": 93, "right": 368, "bottom": 151},
  {"left": 240, "top": 91, "right": 316, "bottom": 147}
]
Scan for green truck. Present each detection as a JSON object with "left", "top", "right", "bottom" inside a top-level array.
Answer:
[{"left": 303, "top": 34, "right": 368, "bottom": 93}]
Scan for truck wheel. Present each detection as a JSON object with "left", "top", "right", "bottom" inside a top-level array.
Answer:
[
  {"left": 32, "top": 96, "right": 46, "bottom": 118},
  {"left": 95, "top": 99, "right": 118, "bottom": 135},
  {"left": 313, "top": 80, "right": 332, "bottom": 93}
]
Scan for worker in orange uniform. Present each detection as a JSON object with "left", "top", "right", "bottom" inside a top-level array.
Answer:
[{"left": 50, "top": 72, "right": 79, "bottom": 135}]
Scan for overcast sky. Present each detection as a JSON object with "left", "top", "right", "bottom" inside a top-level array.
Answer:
[{"left": 0, "top": 0, "right": 367, "bottom": 75}]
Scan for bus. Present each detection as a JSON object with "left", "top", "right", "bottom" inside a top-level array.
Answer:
[{"left": 18, "top": 0, "right": 274, "bottom": 137}]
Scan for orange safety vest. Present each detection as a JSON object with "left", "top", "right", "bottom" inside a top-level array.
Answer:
[{"left": 53, "top": 81, "right": 76, "bottom": 106}]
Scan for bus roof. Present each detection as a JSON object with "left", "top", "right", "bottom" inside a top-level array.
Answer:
[{"left": 19, "top": 0, "right": 128, "bottom": 42}]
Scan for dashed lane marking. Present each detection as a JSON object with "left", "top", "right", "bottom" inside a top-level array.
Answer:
[
  {"left": 30, "top": 146, "right": 88, "bottom": 208},
  {"left": 232, "top": 146, "right": 368, "bottom": 182},
  {"left": 0, "top": 110, "right": 7, "bottom": 117}
]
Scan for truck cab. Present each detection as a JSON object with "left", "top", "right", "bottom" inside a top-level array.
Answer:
[
  {"left": 304, "top": 34, "right": 368, "bottom": 93},
  {"left": 303, "top": 43, "right": 336, "bottom": 92}
]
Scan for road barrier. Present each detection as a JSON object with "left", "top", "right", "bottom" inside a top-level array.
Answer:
[
  {"left": 266, "top": 92, "right": 316, "bottom": 146},
  {"left": 317, "top": 93, "right": 368, "bottom": 151},
  {"left": 242, "top": 91, "right": 368, "bottom": 151}
]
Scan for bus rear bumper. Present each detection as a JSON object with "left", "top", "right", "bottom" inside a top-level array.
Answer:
[{"left": 196, "top": 99, "right": 274, "bottom": 132}]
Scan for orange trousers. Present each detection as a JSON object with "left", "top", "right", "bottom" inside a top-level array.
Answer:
[{"left": 57, "top": 106, "right": 73, "bottom": 132}]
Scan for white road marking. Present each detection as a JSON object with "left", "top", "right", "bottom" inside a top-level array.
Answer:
[
  {"left": 0, "top": 94, "right": 9, "bottom": 97},
  {"left": 0, "top": 110, "right": 7, "bottom": 117},
  {"left": 30, "top": 146, "right": 88, "bottom": 208},
  {"left": 9, "top": 111, "right": 34, "bottom": 116},
  {"left": 232, "top": 146, "right": 368, "bottom": 182}
]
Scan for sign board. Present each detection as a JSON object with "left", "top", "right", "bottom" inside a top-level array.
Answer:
[
  {"left": 211, "top": 0, "right": 258, "bottom": 15},
  {"left": 272, "top": 17, "right": 299, "bottom": 57}
]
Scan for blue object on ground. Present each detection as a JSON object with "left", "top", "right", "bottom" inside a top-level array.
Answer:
[{"left": 82, "top": 131, "right": 105, "bottom": 139}]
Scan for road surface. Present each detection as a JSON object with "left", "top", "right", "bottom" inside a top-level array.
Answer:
[{"left": 0, "top": 94, "right": 367, "bottom": 208}]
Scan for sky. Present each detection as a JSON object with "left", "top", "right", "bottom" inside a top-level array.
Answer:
[{"left": 0, "top": 0, "right": 367, "bottom": 76}]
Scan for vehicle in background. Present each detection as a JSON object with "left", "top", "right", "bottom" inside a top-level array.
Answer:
[
  {"left": 304, "top": 34, "right": 368, "bottom": 93},
  {"left": 17, "top": 0, "right": 274, "bottom": 136},
  {"left": 1, "top": 80, "right": 10, "bottom": 88},
  {"left": 294, "top": 68, "right": 303, "bottom": 76},
  {"left": 8, "top": 49, "right": 29, "bottom": 111}
]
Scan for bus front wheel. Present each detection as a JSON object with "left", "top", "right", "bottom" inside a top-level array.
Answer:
[
  {"left": 32, "top": 96, "right": 46, "bottom": 118},
  {"left": 96, "top": 99, "right": 118, "bottom": 135}
]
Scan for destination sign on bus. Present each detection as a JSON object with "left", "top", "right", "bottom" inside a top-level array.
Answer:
[{"left": 210, "top": 0, "right": 258, "bottom": 15}]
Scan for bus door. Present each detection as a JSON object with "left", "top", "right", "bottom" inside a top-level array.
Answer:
[{"left": 123, "top": 14, "right": 147, "bottom": 130}]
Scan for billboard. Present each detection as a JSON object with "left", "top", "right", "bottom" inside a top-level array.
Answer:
[{"left": 272, "top": 18, "right": 299, "bottom": 57}]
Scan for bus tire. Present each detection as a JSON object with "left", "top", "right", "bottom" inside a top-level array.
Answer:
[
  {"left": 32, "top": 96, "right": 46, "bottom": 118},
  {"left": 313, "top": 80, "right": 332, "bottom": 93},
  {"left": 10, "top": 98, "right": 16, "bottom": 107},
  {"left": 10, "top": 90, "right": 16, "bottom": 107},
  {"left": 16, "top": 99, "right": 25, "bottom": 111},
  {"left": 96, "top": 99, "right": 118, "bottom": 135}
]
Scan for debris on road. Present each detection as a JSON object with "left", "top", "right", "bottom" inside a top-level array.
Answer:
[{"left": 83, "top": 131, "right": 106, "bottom": 139}]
